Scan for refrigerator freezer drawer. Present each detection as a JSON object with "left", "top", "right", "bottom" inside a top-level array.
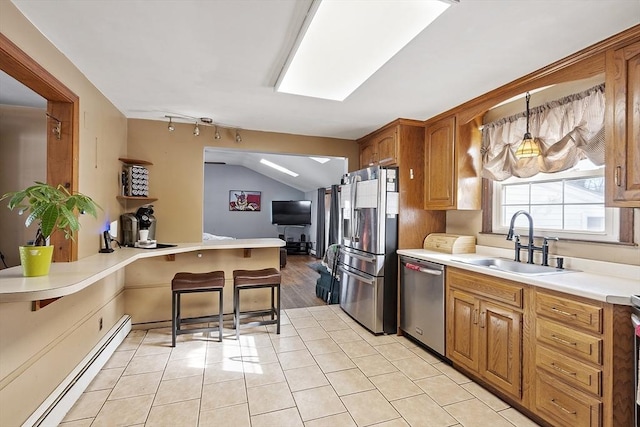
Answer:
[
  {"left": 341, "top": 247, "right": 385, "bottom": 277},
  {"left": 339, "top": 266, "right": 384, "bottom": 334}
]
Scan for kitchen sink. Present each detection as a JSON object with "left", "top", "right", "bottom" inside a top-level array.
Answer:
[{"left": 452, "top": 257, "right": 577, "bottom": 276}]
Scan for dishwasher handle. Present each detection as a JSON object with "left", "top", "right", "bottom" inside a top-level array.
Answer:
[{"left": 403, "top": 262, "right": 443, "bottom": 276}]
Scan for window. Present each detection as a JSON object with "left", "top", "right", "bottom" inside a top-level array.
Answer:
[{"left": 493, "top": 160, "right": 619, "bottom": 242}]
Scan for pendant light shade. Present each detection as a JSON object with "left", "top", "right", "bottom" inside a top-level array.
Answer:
[{"left": 515, "top": 92, "right": 540, "bottom": 159}]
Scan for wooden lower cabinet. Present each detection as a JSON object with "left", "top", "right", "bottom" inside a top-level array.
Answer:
[
  {"left": 535, "top": 371, "right": 602, "bottom": 427},
  {"left": 446, "top": 269, "right": 523, "bottom": 400},
  {"left": 479, "top": 300, "right": 522, "bottom": 399},
  {"left": 446, "top": 269, "right": 635, "bottom": 427}
]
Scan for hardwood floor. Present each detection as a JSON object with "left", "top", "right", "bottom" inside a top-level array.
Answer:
[{"left": 280, "top": 254, "right": 328, "bottom": 309}]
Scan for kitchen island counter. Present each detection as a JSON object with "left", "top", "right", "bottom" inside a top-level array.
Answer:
[{"left": 0, "top": 238, "right": 285, "bottom": 303}]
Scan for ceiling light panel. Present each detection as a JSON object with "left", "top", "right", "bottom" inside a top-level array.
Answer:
[{"left": 276, "top": 0, "right": 451, "bottom": 101}]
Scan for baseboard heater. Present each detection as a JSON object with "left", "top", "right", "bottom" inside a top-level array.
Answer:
[{"left": 23, "top": 314, "right": 132, "bottom": 427}]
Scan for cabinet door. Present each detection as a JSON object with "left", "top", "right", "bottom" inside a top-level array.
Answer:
[
  {"left": 447, "top": 289, "right": 479, "bottom": 372},
  {"left": 478, "top": 300, "right": 522, "bottom": 399},
  {"left": 376, "top": 128, "right": 398, "bottom": 166},
  {"left": 424, "top": 115, "right": 456, "bottom": 209},
  {"left": 360, "top": 141, "right": 377, "bottom": 168},
  {"left": 606, "top": 40, "right": 640, "bottom": 206}
]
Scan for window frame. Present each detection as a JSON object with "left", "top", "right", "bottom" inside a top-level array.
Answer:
[{"left": 492, "top": 166, "right": 620, "bottom": 242}]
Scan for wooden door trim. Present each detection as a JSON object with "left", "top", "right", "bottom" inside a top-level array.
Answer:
[{"left": 0, "top": 33, "right": 79, "bottom": 261}]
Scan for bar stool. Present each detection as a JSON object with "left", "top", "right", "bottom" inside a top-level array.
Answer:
[
  {"left": 233, "top": 268, "right": 281, "bottom": 339},
  {"left": 171, "top": 271, "right": 225, "bottom": 347}
]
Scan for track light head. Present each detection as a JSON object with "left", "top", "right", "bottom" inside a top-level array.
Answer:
[
  {"left": 168, "top": 117, "right": 175, "bottom": 132},
  {"left": 214, "top": 126, "right": 221, "bottom": 140},
  {"left": 235, "top": 129, "right": 242, "bottom": 143},
  {"left": 193, "top": 122, "right": 200, "bottom": 136}
]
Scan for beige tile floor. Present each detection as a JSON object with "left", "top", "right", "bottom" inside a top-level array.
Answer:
[{"left": 60, "top": 305, "right": 540, "bottom": 427}]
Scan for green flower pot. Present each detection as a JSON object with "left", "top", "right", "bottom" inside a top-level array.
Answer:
[{"left": 19, "top": 246, "right": 54, "bottom": 277}]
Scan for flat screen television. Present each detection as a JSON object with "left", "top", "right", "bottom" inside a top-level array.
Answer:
[{"left": 271, "top": 200, "right": 312, "bottom": 225}]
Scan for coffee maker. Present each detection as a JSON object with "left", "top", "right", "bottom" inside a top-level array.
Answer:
[{"left": 121, "top": 205, "right": 157, "bottom": 247}]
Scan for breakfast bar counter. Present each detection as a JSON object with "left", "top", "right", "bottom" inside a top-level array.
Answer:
[{"left": 0, "top": 238, "right": 285, "bottom": 304}]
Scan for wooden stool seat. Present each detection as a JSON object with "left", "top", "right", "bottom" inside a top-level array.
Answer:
[
  {"left": 233, "top": 268, "right": 281, "bottom": 339},
  {"left": 172, "top": 270, "right": 225, "bottom": 347}
]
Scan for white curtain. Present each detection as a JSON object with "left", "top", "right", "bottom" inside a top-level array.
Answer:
[{"left": 481, "top": 84, "right": 605, "bottom": 181}]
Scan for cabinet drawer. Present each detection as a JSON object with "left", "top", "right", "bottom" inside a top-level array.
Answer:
[
  {"left": 535, "top": 371, "right": 601, "bottom": 427},
  {"left": 536, "top": 318, "right": 602, "bottom": 365},
  {"left": 447, "top": 268, "right": 524, "bottom": 308},
  {"left": 536, "top": 292, "right": 602, "bottom": 333},
  {"left": 536, "top": 345, "right": 602, "bottom": 396}
]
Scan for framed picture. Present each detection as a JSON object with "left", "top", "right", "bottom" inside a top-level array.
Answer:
[{"left": 229, "top": 190, "right": 261, "bottom": 211}]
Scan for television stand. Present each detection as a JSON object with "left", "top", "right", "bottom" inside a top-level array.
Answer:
[{"left": 285, "top": 241, "right": 312, "bottom": 255}]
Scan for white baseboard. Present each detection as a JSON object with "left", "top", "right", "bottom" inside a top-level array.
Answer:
[{"left": 23, "top": 315, "right": 132, "bottom": 427}]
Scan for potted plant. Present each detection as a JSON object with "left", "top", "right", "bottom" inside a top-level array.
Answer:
[{"left": 0, "top": 182, "right": 100, "bottom": 276}]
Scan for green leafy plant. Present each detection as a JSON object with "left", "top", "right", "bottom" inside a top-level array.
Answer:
[{"left": 1, "top": 182, "right": 100, "bottom": 246}]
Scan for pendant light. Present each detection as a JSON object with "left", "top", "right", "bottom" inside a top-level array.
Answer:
[
  {"left": 193, "top": 122, "right": 200, "bottom": 136},
  {"left": 515, "top": 92, "right": 540, "bottom": 158},
  {"left": 167, "top": 117, "right": 175, "bottom": 132},
  {"left": 214, "top": 125, "right": 221, "bottom": 140}
]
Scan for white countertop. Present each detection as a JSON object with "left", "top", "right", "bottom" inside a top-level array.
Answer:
[
  {"left": 0, "top": 239, "right": 285, "bottom": 303},
  {"left": 397, "top": 248, "right": 639, "bottom": 305}
]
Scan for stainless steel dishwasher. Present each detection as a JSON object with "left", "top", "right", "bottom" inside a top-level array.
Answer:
[{"left": 399, "top": 255, "right": 445, "bottom": 357}]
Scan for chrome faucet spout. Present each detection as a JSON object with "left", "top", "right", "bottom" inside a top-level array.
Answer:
[{"left": 507, "top": 210, "right": 535, "bottom": 263}]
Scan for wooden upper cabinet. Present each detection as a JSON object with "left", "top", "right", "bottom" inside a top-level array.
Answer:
[
  {"left": 376, "top": 128, "right": 398, "bottom": 166},
  {"left": 358, "top": 126, "right": 398, "bottom": 167},
  {"left": 424, "top": 116, "right": 456, "bottom": 209},
  {"left": 605, "top": 39, "right": 640, "bottom": 207},
  {"left": 423, "top": 114, "right": 482, "bottom": 210}
]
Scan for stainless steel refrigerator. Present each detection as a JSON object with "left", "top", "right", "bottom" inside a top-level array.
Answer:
[{"left": 338, "top": 166, "right": 399, "bottom": 334}]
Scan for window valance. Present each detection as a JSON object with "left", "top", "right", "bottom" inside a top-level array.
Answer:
[{"left": 481, "top": 84, "right": 605, "bottom": 181}]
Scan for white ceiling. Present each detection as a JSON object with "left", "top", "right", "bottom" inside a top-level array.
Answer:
[
  {"left": 6, "top": 1, "right": 639, "bottom": 192},
  {"left": 11, "top": 0, "right": 639, "bottom": 140}
]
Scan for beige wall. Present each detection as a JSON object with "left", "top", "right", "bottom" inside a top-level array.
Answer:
[
  {"left": 127, "top": 119, "right": 358, "bottom": 243},
  {"left": 0, "top": 2, "right": 128, "bottom": 425},
  {"left": 0, "top": 1, "right": 128, "bottom": 260},
  {"left": 0, "top": 105, "right": 46, "bottom": 267}
]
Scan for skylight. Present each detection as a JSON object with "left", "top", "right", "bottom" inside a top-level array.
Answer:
[
  {"left": 309, "top": 157, "right": 330, "bottom": 164},
  {"left": 260, "top": 159, "right": 299, "bottom": 177},
  {"left": 276, "top": 0, "right": 453, "bottom": 101}
]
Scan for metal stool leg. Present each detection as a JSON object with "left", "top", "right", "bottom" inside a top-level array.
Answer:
[
  {"left": 234, "top": 285, "right": 240, "bottom": 341},
  {"left": 218, "top": 288, "right": 224, "bottom": 341},
  {"left": 172, "top": 291, "right": 177, "bottom": 347},
  {"left": 276, "top": 283, "right": 281, "bottom": 334}
]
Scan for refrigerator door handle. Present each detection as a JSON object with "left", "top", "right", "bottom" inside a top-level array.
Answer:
[
  {"left": 339, "top": 266, "right": 376, "bottom": 285},
  {"left": 344, "top": 250, "right": 376, "bottom": 263}
]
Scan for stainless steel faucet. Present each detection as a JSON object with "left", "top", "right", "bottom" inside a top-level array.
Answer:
[
  {"left": 505, "top": 210, "right": 555, "bottom": 265},
  {"left": 506, "top": 210, "right": 559, "bottom": 266}
]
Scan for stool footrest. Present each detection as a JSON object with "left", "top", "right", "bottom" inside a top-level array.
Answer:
[
  {"left": 175, "top": 325, "right": 222, "bottom": 337},
  {"left": 178, "top": 315, "right": 221, "bottom": 325},
  {"left": 236, "top": 319, "right": 278, "bottom": 329}
]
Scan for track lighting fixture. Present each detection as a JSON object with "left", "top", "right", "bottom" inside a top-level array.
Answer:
[
  {"left": 193, "top": 122, "right": 200, "bottom": 136},
  {"left": 164, "top": 114, "right": 238, "bottom": 142},
  {"left": 168, "top": 117, "right": 175, "bottom": 132},
  {"left": 235, "top": 129, "right": 242, "bottom": 143},
  {"left": 214, "top": 126, "right": 221, "bottom": 140}
]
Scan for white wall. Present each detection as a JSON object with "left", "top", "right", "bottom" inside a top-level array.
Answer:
[{"left": 203, "top": 164, "right": 310, "bottom": 240}]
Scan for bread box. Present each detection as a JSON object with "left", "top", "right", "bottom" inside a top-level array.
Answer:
[{"left": 423, "top": 233, "right": 476, "bottom": 254}]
